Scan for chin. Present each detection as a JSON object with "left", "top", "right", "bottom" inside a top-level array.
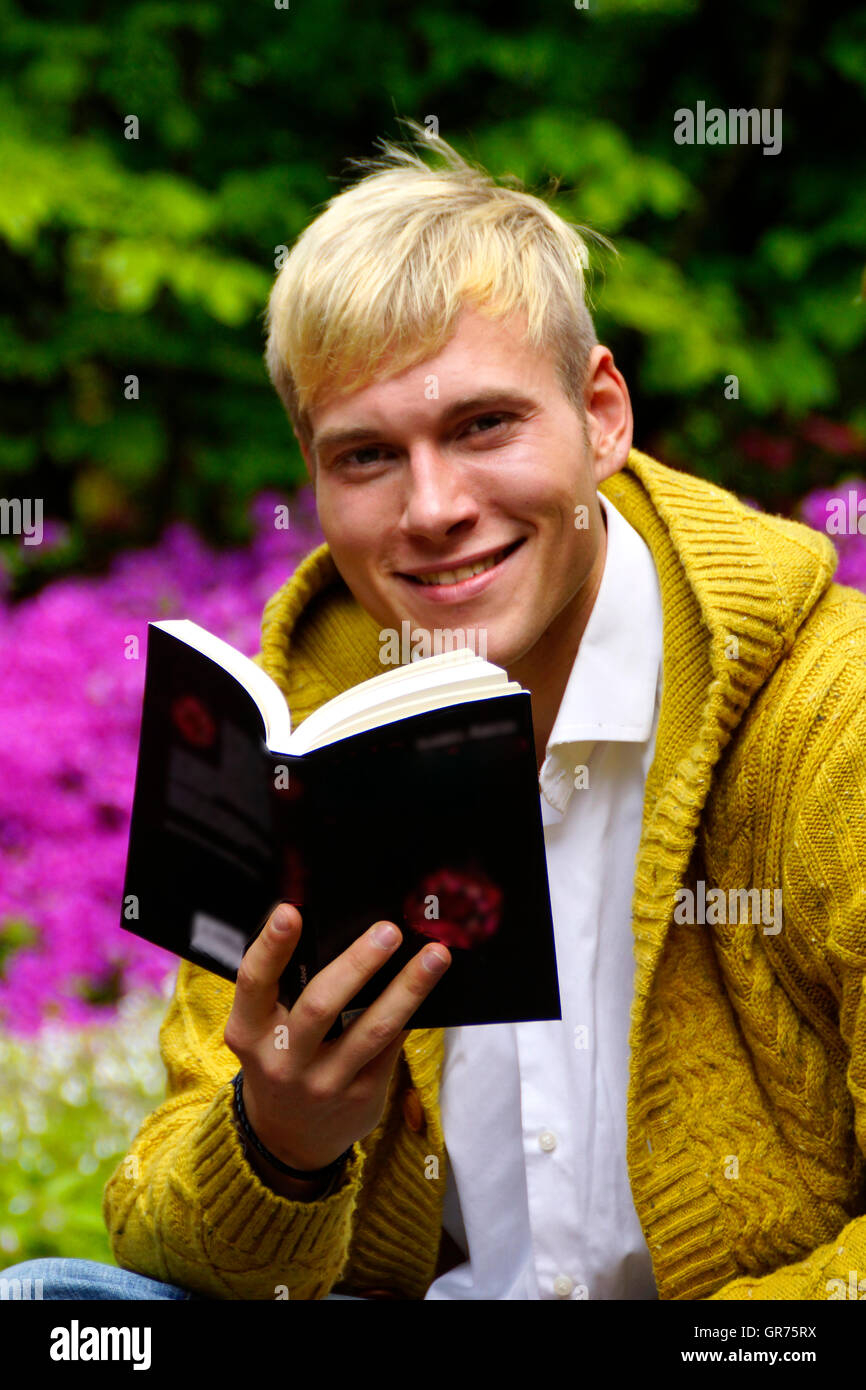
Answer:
[
  {"left": 493, "top": 625, "right": 553, "bottom": 673},
  {"left": 473, "top": 632, "right": 525, "bottom": 673}
]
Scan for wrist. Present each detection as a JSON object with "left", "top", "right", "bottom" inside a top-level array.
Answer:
[
  {"left": 231, "top": 1070, "right": 352, "bottom": 1196},
  {"left": 243, "top": 1135, "right": 332, "bottom": 1200}
]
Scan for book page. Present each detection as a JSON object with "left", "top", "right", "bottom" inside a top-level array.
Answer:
[
  {"left": 285, "top": 649, "right": 518, "bottom": 754},
  {"left": 153, "top": 619, "right": 291, "bottom": 747},
  {"left": 296, "top": 680, "right": 523, "bottom": 751}
]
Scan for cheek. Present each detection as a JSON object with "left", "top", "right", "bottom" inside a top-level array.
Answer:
[
  {"left": 500, "top": 478, "right": 581, "bottom": 542},
  {"left": 480, "top": 445, "right": 583, "bottom": 516},
  {"left": 316, "top": 489, "right": 376, "bottom": 566}
]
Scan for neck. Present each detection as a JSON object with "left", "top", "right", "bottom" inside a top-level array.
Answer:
[{"left": 509, "top": 518, "right": 608, "bottom": 774}]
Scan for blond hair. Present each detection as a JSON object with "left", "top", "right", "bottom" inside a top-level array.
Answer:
[{"left": 264, "top": 121, "right": 613, "bottom": 451}]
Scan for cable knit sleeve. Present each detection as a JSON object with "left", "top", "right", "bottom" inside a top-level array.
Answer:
[
  {"left": 708, "top": 638, "right": 866, "bottom": 1300},
  {"left": 102, "top": 959, "right": 368, "bottom": 1300}
]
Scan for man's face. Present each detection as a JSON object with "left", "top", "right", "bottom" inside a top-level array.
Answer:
[{"left": 302, "top": 306, "right": 631, "bottom": 679}]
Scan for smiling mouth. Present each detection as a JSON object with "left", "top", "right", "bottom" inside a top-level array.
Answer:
[{"left": 401, "top": 540, "right": 524, "bottom": 586}]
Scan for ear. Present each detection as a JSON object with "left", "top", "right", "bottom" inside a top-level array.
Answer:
[{"left": 582, "top": 346, "right": 633, "bottom": 485}]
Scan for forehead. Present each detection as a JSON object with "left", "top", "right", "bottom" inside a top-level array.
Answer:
[{"left": 308, "top": 305, "right": 557, "bottom": 448}]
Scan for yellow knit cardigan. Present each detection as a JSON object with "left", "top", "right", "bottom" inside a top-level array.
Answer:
[{"left": 103, "top": 449, "right": 866, "bottom": 1300}]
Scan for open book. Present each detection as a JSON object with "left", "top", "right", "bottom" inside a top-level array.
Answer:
[{"left": 120, "top": 621, "right": 561, "bottom": 1034}]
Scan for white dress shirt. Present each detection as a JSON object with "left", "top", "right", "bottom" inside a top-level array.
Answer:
[{"left": 424, "top": 492, "right": 664, "bottom": 1300}]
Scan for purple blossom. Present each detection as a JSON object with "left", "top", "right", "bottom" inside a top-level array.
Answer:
[
  {"left": 797, "top": 480, "right": 866, "bottom": 590},
  {"left": 0, "top": 489, "right": 322, "bottom": 1035}
]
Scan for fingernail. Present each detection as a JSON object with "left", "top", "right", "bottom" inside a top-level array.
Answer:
[
  {"left": 372, "top": 922, "right": 399, "bottom": 949},
  {"left": 422, "top": 947, "right": 449, "bottom": 974},
  {"left": 271, "top": 905, "right": 293, "bottom": 932}
]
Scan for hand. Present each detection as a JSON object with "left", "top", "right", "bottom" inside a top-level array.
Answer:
[{"left": 223, "top": 902, "right": 451, "bottom": 1176}]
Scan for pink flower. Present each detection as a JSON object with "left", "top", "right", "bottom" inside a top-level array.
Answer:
[{"left": 0, "top": 487, "right": 322, "bottom": 1034}]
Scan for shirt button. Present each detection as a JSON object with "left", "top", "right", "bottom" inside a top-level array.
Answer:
[
  {"left": 539, "top": 1130, "right": 557, "bottom": 1152},
  {"left": 553, "top": 1274, "right": 574, "bottom": 1298}
]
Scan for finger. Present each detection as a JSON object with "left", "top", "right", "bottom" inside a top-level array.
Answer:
[
  {"left": 229, "top": 902, "right": 301, "bottom": 1037},
  {"left": 321, "top": 943, "right": 450, "bottom": 1088},
  {"left": 286, "top": 919, "right": 407, "bottom": 1065},
  {"left": 350, "top": 1027, "right": 410, "bottom": 1091}
]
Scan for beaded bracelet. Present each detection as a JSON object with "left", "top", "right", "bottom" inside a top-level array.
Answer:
[{"left": 232, "top": 1070, "right": 353, "bottom": 1185}]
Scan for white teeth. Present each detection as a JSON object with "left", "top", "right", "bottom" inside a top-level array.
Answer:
[{"left": 416, "top": 549, "right": 506, "bottom": 586}]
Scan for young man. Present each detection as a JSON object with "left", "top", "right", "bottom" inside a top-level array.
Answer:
[{"left": 10, "top": 129, "right": 866, "bottom": 1301}]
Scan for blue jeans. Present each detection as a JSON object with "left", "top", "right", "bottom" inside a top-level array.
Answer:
[{"left": 0, "top": 1258, "right": 363, "bottom": 1300}]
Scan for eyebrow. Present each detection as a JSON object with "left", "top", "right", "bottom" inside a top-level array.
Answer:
[{"left": 312, "top": 390, "right": 538, "bottom": 458}]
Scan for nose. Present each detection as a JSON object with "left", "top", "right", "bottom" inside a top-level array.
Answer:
[{"left": 399, "top": 444, "right": 479, "bottom": 543}]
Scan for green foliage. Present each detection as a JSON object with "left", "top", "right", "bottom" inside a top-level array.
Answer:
[
  {"left": 0, "top": 988, "right": 170, "bottom": 1266},
  {"left": 0, "top": 0, "right": 863, "bottom": 582},
  {"left": 0, "top": 918, "right": 40, "bottom": 977}
]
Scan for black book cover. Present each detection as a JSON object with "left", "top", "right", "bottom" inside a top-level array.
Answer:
[{"left": 121, "top": 625, "right": 561, "bottom": 1036}]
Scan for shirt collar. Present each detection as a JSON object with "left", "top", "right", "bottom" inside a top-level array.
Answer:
[{"left": 539, "top": 492, "right": 663, "bottom": 814}]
